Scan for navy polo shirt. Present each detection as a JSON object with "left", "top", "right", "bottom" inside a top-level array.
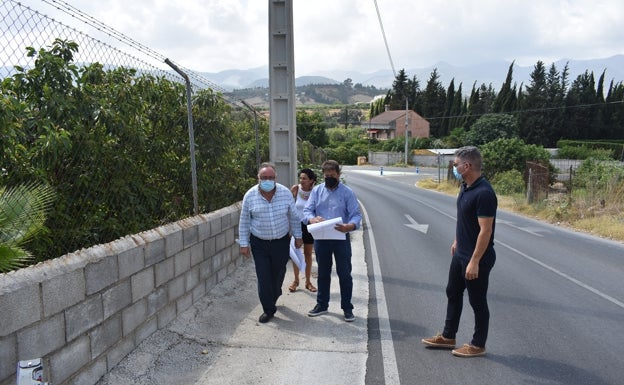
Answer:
[{"left": 455, "top": 176, "right": 497, "bottom": 263}]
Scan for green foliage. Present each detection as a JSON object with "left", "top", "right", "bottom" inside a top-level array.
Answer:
[
  {"left": 1, "top": 39, "right": 257, "bottom": 261},
  {"left": 465, "top": 113, "right": 518, "bottom": 146},
  {"left": 0, "top": 183, "right": 55, "bottom": 272},
  {"left": 573, "top": 158, "right": 624, "bottom": 192},
  {"left": 296, "top": 110, "right": 329, "bottom": 147},
  {"left": 480, "top": 138, "right": 552, "bottom": 180},
  {"left": 491, "top": 169, "right": 525, "bottom": 195},
  {"left": 556, "top": 139, "right": 623, "bottom": 160},
  {"left": 556, "top": 146, "right": 614, "bottom": 160}
]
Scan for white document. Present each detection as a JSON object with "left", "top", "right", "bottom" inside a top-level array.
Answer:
[
  {"left": 306, "top": 217, "right": 346, "bottom": 240},
  {"left": 289, "top": 237, "right": 306, "bottom": 271}
]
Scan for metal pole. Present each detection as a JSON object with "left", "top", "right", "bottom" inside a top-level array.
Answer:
[
  {"left": 165, "top": 58, "right": 199, "bottom": 215},
  {"left": 404, "top": 98, "right": 408, "bottom": 165},
  {"left": 241, "top": 100, "right": 261, "bottom": 171}
]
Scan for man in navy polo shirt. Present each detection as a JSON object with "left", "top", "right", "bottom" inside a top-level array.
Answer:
[{"left": 422, "top": 146, "right": 497, "bottom": 357}]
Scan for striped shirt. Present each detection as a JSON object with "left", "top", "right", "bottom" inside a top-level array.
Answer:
[{"left": 238, "top": 183, "right": 302, "bottom": 247}]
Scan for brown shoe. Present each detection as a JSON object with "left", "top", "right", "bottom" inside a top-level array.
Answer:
[
  {"left": 452, "top": 344, "right": 486, "bottom": 357},
  {"left": 421, "top": 333, "right": 456, "bottom": 349},
  {"left": 288, "top": 280, "right": 299, "bottom": 292}
]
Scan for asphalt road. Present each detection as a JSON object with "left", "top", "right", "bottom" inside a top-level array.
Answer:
[{"left": 343, "top": 165, "right": 624, "bottom": 385}]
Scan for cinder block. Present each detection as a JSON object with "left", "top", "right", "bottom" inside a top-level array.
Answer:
[
  {"left": 135, "top": 317, "right": 157, "bottom": 344},
  {"left": 142, "top": 231, "right": 165, "bottom": 267},
  {"left": 204, "top": 236, "right": 217, "bottom": 256},
  {"left": 154, "top": 258, "right": 174, "bottom": 287},
  {"left": 0, "top": 284, "right": 40, "bottom": 336},
  {"left": 66, "top": 295, "right": 103, "bottom": 342},
  {"left": 192, "top": 282, "right": 206, "bottom": 303},
  {"left": 146, "top": 287, "right": 167, "bottom": 318},
  {"left": 197, "top": 220, "right": 211, "bottom": 241},
  {"left": 185, "top": 267, "right": 199, "bottom": 292},
  {"left": 49, "top": 336, "right": 90, "bottom": 384},
  {"left": 121, "top": 300, "right": 146, "bottom": 336},
  {"left": 105, "top": 337, "right": 135, "bottom": 371},
  {"left": 157, "top": 304, "right": 176, "bottom": 329},
  {"left": 102, "top": 281, "right": 131, "bottom": 319},
  {"left": 90, "top": 314, "right": 121, "bottom": 359},
  {"left": 164, "top": 226, "right": 183, "bottom": 258},
  {"left": 85, "top": 255, "right": 118, "bottom": 295},
  {"left": 215, "top": 232, "right": 227, "bottom": 252},
  {"left": 176, "top": 292, "right": 193, "bottom": 314},
  {"left": 131, "top": 267, "right": 154, "bottom": 303},
  {"left": 118, "top": 246, "right": 144, "bottom": 279},
  {"left": 182, "top": 223, "right": 198, "bottom": 248},
  {"left": 209, "top": 216, "right": 222, "bottom": 236},
  {"left": 17, "top": 313, "right": 64, "bottom": 360},
  {"left": 68, "top": 356, "right": 106, "bottom": 385},
  {"left": 199, "top": 257, "right": 213, "bottom": 281},
  {"left": 0, "top": 335, "right": 16, "bottom": 382},
  {"left": 174, "top": 248, "right": 191, "bottom": 277},
  {"left": 167, "top": 275, "right": 185, "bottom": 302},
  {"left": 190, "top": 243, "right": 204, "bottom": 267},
  {"left": 42, "top": 269, "right": 85, "bottom": 318}
]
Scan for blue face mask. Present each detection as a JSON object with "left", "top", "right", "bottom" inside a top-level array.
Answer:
[
  {"left": 453, "top": 166, "right": 462, "bottom": 181},
  {"left": 259, "top": 180, "right": 275, "bottom": 192}
]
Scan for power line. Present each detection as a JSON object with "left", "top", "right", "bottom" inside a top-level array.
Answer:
[{"left": 373, "top": 0, "right": 396, "bottom": 78}]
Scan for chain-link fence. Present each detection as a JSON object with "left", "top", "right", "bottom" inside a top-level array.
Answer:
[{"left": 0, "top": 0, "right": 262, "bottom": 268}]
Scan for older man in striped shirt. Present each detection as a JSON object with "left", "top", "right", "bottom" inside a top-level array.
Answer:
[{"left": 239, "top": 162, "right": 303, "bottom": 323}]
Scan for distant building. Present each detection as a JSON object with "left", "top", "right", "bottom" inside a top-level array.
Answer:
[{"left": 364, "top": 107, "right": 430, "bottom": 140}]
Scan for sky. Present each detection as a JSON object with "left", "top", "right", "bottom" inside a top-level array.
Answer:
[{"left": 17, "top": 0, "right": 624, "bottom": 76}]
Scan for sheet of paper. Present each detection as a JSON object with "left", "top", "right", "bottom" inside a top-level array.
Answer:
[
  {"left": 289, "top": 236, "right": 306, "bottom": 271},
  {"left": 306, "top": 217, "right": 346, "bottom": 240}
]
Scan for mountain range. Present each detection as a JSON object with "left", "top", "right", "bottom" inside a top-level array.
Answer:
[{"left": 200, "top": 55, "right": 624, "bottom": 92}]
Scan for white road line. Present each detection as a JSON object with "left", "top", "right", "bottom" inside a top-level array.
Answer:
[
  {"left": 498, "top": 240, "right": 624, "bottom": 309},
  {"left": 360, "top": 202, "right": 401, "bottom": 384}
]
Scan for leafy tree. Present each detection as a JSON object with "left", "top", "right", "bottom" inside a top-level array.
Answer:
[
  {"left": 388, "top": 69, "right": 409, "bottom": 110},
  {"left": 493, "top": 61, "right": 518, "bottom": 113},
  {"left": 465, "top": 113, "right": 518, "bottom": 146},
  {"left": 296, "top": 110, "right": 329, "bottom": 147},
  {"left": 480, "top": 137, "right": 551, "bottom": 180},
  {"left": 421, "top": 69, "right": 447, "bottom": 137}
]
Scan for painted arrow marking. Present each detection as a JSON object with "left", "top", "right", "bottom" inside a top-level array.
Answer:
[{"left": 404, "top": 214, "right": 429, "bottom": 234}]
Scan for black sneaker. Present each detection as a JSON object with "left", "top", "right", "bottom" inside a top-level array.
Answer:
[
  {"left": 344, "top": 310, "right": 355, "bottom": 322},
  {"left": 258, "top": 313, "right": 273, "bottom": 323},
  {"left": 307, "top": 304, "right": 328, "bottom": 317}
]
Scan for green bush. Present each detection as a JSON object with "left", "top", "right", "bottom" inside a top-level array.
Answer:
[{"left": 491, "top": 169, "right": 525, "bottom": 195}]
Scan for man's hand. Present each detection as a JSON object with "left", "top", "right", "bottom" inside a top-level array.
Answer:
[
  {"left": 465, "top": 259, "right": 479, "bottom": 280},
  {"left": 334, "top": 223, "right": 354, "bottom": 233},
  {"left": 240, "top": 246, "right": 251, "bottom": 258},
  {"left": 309, "top": 216, "right": 325, "bottom": 224}
]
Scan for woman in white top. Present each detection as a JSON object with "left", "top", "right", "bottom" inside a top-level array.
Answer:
[{"left": 289, "top": 168, "right": 318, "bottom": 292}]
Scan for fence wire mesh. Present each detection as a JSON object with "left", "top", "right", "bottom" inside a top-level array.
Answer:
[{"left": 0, "top": 0, "right": 261, "bottom": 267}]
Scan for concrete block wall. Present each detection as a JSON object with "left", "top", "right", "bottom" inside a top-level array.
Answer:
[{"left": 0, "top": 203, "right": 243, "bottom": 385}]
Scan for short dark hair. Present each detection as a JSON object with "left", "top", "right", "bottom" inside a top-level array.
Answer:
[
  {"left": 299, "top": 168, "right": 317, "bottom": 181},
  {"left": 321, "top": 160, "right": 340, "bottom": 174},
  {"left": 455, "top": 146, "right": 482, "bottom": 170}
]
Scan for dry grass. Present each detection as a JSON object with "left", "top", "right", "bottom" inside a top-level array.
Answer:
[{"left": 417, "top": 178, "right": 624, "bottom": 243}]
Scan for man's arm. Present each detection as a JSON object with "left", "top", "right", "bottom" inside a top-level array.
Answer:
[{"left": 465, "top": 216, "right": 494, "bottom": 280}]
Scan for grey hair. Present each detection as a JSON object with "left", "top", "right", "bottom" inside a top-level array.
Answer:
[{"left": 455, "top": 146, "right": 482, "bottom": 170}]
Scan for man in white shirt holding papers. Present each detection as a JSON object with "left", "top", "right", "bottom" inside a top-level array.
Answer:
[{"left": 303, "top": 160, "right": 362, "bottom": 322}]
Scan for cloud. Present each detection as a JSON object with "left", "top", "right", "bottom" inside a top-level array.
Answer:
[{"left": 14, "top": 0, "right": 624, "bottom": 75}]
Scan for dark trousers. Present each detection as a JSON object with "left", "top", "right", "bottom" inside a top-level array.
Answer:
[
  {"left": 443, "top": 254, "right": 495, "bottom": 348},
  {"left": 314, "top": 235, "right": 353, "bottom": 311},
  {"left": 250, "top": 234, "right": 290, "bottom": 315}
]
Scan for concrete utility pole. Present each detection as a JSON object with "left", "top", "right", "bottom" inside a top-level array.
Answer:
[
  {"left": 404, "top": 98, "right": 409, "bottom": 165},
  {"left": 268, "top": 0, "right": 297, "bottom": 188}
]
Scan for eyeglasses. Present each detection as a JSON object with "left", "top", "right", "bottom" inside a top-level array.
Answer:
[{"left": 259, "top": 176, "right": 275, "bottom": 181}]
